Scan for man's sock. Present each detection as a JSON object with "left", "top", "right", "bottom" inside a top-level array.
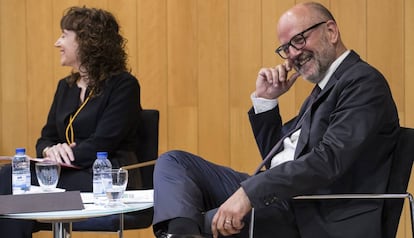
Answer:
[{"left": 168, "top": 217, "right": 201, "bottom": 235}]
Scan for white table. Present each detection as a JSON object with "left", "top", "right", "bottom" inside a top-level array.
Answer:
[{"left": 2, "top": 191, "right": 153, "bottom": 238}]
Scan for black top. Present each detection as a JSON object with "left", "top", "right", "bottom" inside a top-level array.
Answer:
[{"left": 36, "top": 71, "right": 141, "bottom": 169}]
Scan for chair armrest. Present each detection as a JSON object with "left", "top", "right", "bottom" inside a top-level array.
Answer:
[
  {"left": 249, "top": 193, "right": 414, "bottom": 238},
  {"left": 294, "top": 193, "right": 412, "bottom": 200},
  {"left": 121, "top": 160, "right": 156, "bottom": 170},
  {"left": 0, "top": 156, "right": 12, "bottom": 165}
]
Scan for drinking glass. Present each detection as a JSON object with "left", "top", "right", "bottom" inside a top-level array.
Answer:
[
  {"left": 103, "top": 169, "right": 128, "bottom": 207},
  {"left": 35, "top": 161, "right": 61, "bottom": 192}
]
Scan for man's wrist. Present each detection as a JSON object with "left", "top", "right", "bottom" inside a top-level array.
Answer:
[{"left": 251, "top": 92, "right": 278, "bottom": 114}]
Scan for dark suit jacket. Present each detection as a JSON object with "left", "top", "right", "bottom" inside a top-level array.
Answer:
[
  {"left": 35, "top": 71, "right": 142, "bottom": 191},
  {"left": 241, "top": 51, "right": 400, "bottom": 238}
]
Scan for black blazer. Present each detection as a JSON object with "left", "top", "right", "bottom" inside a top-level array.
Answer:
[
  {"left": 241, "top": 51, "right": 400, "bottom": 237},
  {"left": 35, "top": 71, "right": 142, "bottom": 191}
]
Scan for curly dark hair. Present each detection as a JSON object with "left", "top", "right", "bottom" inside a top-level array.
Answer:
[{"left": 60, "top": 6, "right": 128, "bottom": 94}]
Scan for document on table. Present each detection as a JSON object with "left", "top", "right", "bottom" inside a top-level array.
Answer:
[
  {"left": 0, "top": 191, "right": 84, "bottom": 214},
  {"left": 81, "top": 189, "right": 154, "bottom": 204},
  {"left": 26, "top": 185, "right": 66, "bottom": 194},
  {"left": 0, "top": 156, "right": 81, "bottom": 169}
]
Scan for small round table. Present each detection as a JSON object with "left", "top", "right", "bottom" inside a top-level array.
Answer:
[{"left": 3, "top": 202, "right": 153, "bottom": 238}]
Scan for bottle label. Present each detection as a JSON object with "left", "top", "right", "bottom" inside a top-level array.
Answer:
[
  {"left": 93, "top": 171, "right": 113, "bottom": 205},
  {"left": 92, "top": 155, "right": 112, "bottom": 205},
  {"left": 12, "top": 173, "right": 31, "bottom": 194},
  {"left": 12, "top": 154, "right": 31, "bottom": 195}
]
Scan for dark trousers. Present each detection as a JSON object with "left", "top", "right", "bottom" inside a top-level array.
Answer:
[{"left": 152, "top": 150, "right": 300, "bottom": 238}]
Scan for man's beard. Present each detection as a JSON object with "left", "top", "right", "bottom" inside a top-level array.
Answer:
[{"left": 294, "top": 42, "right": 336, "bottom": 84}]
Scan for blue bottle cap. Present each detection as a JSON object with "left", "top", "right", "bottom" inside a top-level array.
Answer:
[
  {"left": 15, "top": 148, "right": 26, "bottom": 154},
  {"left": 96, "top": 151, "right": 108, "bottom": 158}
]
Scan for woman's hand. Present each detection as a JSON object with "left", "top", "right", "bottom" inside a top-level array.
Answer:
[{"left": 43, "top": 143, "right": 76, "bottom": 165}]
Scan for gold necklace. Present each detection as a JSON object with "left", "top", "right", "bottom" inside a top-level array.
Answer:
[{"left": 65, "top": 88, "right": 94, "bottom": 144}]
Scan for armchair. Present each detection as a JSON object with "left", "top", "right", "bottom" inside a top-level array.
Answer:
[
  {"left": 249, "top": 127, "right": 414, "bottom": 238},
  {"left": 71, "top": 109, "right": 159, "bottom": 237}
]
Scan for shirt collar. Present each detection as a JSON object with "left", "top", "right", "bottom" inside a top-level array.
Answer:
[{"left": 318, "top": 50, "right": 350, "bottom": 90}]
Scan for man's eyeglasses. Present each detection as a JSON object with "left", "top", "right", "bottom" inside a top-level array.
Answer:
[{"left": 275, "top": 21, "right": 327, "bottom": 59}]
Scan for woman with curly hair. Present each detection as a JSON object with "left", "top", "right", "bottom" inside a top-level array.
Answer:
[{"left": 0, "top": 6, "right": 142, "bottom": 237}]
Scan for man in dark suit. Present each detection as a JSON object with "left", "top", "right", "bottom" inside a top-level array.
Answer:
[{"left": 152, "top": 2, "right": 399, "bottom": 238}]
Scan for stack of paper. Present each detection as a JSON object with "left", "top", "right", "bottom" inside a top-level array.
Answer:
[{"left": 81, "top": 189, "right": 154, "bottom": 204}]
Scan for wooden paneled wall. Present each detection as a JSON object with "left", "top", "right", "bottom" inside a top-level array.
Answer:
[{"left": 1, "top": 0, "right": 413, "bottom": 237}]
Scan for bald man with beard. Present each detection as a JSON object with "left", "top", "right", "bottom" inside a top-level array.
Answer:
[{"left": 152, "top": 2, "right": 399, "bottom": 238}]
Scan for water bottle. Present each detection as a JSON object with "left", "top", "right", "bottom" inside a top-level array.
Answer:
[
  {"left": 12, "top": 148, "right": 31, "bottom": 194},
  {"left": 92, "top": 151, "right": 112, "bottom": 205}
]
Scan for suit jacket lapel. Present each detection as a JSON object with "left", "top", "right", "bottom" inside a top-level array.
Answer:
[
  {"left": 294, "top": 92, "right": 322, "bottom": 158},
  {"left": 293, "top": 50, "right": 361, "bottom": 159}
]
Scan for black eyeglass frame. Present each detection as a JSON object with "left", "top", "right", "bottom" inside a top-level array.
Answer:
[{"left": 275, "top": 21, "right": 327, "bottom": 59}]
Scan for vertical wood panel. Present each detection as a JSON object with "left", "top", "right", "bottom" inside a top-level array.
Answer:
[
  {"left": 229, "top": 0, "right": 262, "bottom": 172},
  {"left": 330, "top": 0, "right": 366, "bottom": 58},
  {"left": 108, "top": 0, "right": 137, "bottom": 76},
  {"left": 0, "top": 0, "right": 28, "bottom": 155},
  {"left": 81, "top": 0, "right": 107, "bottom": 9},
  {"left": 0, "top": 1, "right": 4, "bottom": 153},
  {"left": 405, "top": 0, "right": 414, "bottom": 128},
  {"left": 367, "top": 0, "right": 405, "bottom": 124},
  {"left": 137, "top": 0, "right": 168, "bottom": 155},
  {"left": 197, "top": 0, "right": 230, "bottom": 165},
  {"left": 167, "top": 0, "right": 198, "bottom": 152},
  {"left": 26, "top": 0, "right": 55, "bottom": 156},
  {"left": 403, "top": 1, "right": 414, "bottom": 237},
  {"left": 0, "top": 0, "right": 3, "bottom": 150}
]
